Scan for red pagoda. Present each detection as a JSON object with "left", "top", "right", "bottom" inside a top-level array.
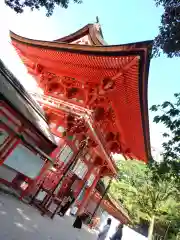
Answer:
[{"left": 8, "top": 22, "right": 152, "bottom": 223}]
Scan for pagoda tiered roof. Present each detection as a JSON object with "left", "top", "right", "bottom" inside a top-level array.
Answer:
[{"left": 10, "top": 23, "right": 152, "bottom": 163}]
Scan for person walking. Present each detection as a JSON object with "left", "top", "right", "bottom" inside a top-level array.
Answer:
[
  {"left": 89, "top": 216, "right": 100, "bottom": 229},
  {"left": 110, "top": 224, "right": 123, "bottom": 240},
  {"left": 72, "top": 213, "right": 88, "bottom": 240},
  {"left": 97, "top": 218, "right": 111, "bottom": 240},
  {"left": 58, "top": 190, "right": 75, "bottom": 216}
]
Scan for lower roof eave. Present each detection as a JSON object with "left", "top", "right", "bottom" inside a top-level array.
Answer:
[{"left": 0, "top": 59, "right": 57, "bottom": 150}]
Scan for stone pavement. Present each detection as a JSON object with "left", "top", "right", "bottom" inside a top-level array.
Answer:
[{"left": 0, "top": 192, "right": 97, "bottom": 240}]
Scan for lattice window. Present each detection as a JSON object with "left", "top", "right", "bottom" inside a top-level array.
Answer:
[
  {"left": 87, "top": 174, "right": 95, "bottom": 187},
  {"left": 72, "top": 159, "right": 88, "bottom": 179},
  {"left": 57, "top": 144, "right": 73, "bottom": 165}
]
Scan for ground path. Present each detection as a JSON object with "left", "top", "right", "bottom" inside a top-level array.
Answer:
[{"left": 0, "top": 193, "right": 97, "bottom": 240}]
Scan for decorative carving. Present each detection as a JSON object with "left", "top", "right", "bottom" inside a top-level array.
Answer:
[
  {"left": 61, "top": 76, "right": 76, "bottom": 87},
  {"left": 100, "top": 166, "right": 110, "bottom": 176},
  {"left": 78, "top": 134, "right": 86, "bottom": 142},
  {"left": 31, "top": 66, "right": 115, "bottom": 110},
  {"left": 30, "top": 65, "right": 122, "bottom": 155},
  {"left": 105, "top": 132, "right": 115, "bottom": 142},
  {"left": 67, "top": 114, "right": 74, "bottom": 122},
  {"left": 66, "top": 115, "right": 88, "bottom": 134},
  {"left": 48, "top": 82, "right": 62, "bottom": 92},
  {"left": 87, "top": 138, "right": 97, "bottom": 148},
  {"left": 105, "top": 132, "right": 122, "bottom": 153},
  {"left": 72, "top": 35, "right": 90, "bottom": 45},
  {"left": 109, "top": 142, "right": 121, "bottom": 153},
  {"left": 94, "top": 23, "right": 101, "bottom": 32},
  {"left": 33, "top": 63, "right": 44, "bottom": 75},
  {"left": 66, "top": 87, "right": 79, "bottom": 99},
  {"left": 106, "top": 106, "right": 116, "bottom": 123},
  {"left": 94, "top": 156, "right": 103, "bottom": 166},
  {"left": 94, "top": 107, "right": 105, "bottom": 121},
  {"left": 39, "top": 71, "right": 58, "bottom": 89},
  {"left": 85, "top": 77, "right": 115, "bottom": 108},
  {"left": 46, "top": 111, "right": 55, "bottom": 122},
  {"left": 93, "top": 106, "right": 116, "bottom": 127},
  {"left": 39, "top": 73, "right": 85, "bottom": 101},
  {"left": 102, "top": 77, "right": 115, "bottom": 91}
]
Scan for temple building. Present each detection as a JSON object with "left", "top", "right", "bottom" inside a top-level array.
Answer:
[
  {"left": 0, "top": 59, "right": 56, "bottom": 193},
  {"left": 0, "top": 22, "right": 152, "bottom": 223}
]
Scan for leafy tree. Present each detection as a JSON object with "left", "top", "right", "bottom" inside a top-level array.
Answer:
[
  {"left": 150, "top": 93, "right": 180, "bottom": 160},
  {"left": 157, "top": 199, "right": 180, "bottom": 239},
  {"left": 150, "top": 93, "right": 180, "bottom": 183},
  {"left": 154, "top": 0, "right": 180, "bottom": 57},
  {"left": 109, "top": 160, "right": 179, "bottom": 240},
  {"left": 5, "top": 0, "right": 82, "bottom": 16}
]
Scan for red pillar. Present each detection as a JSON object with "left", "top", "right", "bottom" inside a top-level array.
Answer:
[
  {"left": 0, "top": 137, "right": 20, "bottom": 165},
  {"left": 74, "top": 163, "right": 94, "bottom": 198},
  {"left": 0, "top": 124, "right": 24, "bottom": 164},
  {"left": 77, "top": 171, "right": 100, "bottom": 215}
]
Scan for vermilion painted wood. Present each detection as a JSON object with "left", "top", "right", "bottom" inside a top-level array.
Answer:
[
  {"left": 9, "top": 26, "right": 152, "bottom": 222},
  {"left": 10, "top": 31, "right": 152, "bottom": 163}
]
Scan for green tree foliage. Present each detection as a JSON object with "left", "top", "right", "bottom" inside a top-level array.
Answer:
[
  {"left": 109, "top": 160, "right": 179, "bottom": 240},
  {"left": 154, "top": 0, "right": 180, "bottom": 57},
  {"left": 5, "top": 0, "right": 82, "bottom": 16},
  {"left": 150, "top": 93, "right": 180, "bottom": 160},
  {"left": 150, "top": 93, "right": 180, "bottom": 183}
]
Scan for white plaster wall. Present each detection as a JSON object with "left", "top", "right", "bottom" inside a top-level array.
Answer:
[
  {"left": 0, "top": 164, "right": 17, "bottom": 182},
  {"left": 4, "top": 144, "right": 44, "bottom": 179}
]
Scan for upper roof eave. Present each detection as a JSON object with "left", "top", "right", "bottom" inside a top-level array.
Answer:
[
  {"left": 54, "top": 24, "right": 107, "bottom": 45},
  {"left": 10, "top": 31, "right": 153, "bottom": 56}
]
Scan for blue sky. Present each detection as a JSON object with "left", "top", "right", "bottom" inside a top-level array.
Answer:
[{"left": 1, "top": 0, "right": 180, "bottom": 152}]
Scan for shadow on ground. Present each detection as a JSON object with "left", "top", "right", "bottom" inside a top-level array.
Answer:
[{"left": 0, "top": 192, "right": 97, "bottom": 240}]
